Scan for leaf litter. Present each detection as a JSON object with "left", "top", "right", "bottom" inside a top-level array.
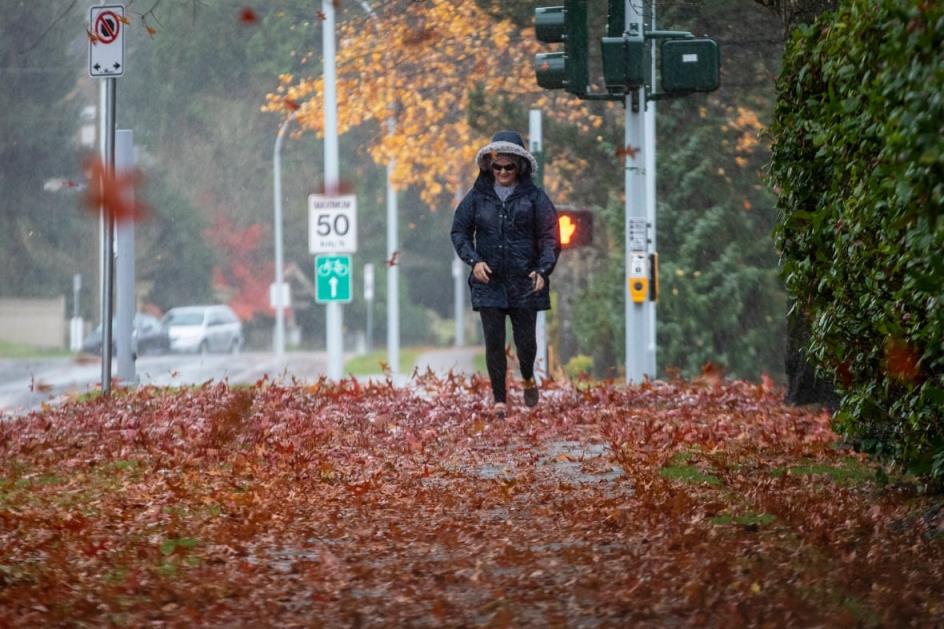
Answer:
[{"left": 0, "top": 375, "right": 941, "bottom": 626}]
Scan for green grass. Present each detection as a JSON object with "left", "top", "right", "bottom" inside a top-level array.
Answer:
[
  {"left": 472, "top": 350, "right": 487, "bottom": 374},
  {"left": 0, "top": 340, "right": 70, "bottom": 359},
  {"left": 709, "top": 512, "right": 777, "bottom": 527},
  {"left": 783, "top": 457, "right": 875, "bottom": 484},
  {"left": 661, "top": 451, "right": 722, "bottom": 487},
  {"left": 344, "top": 348, "right": 422, "bottom": 376}
]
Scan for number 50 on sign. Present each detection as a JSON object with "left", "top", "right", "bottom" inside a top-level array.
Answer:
[{"left": 309, "top": 194, "right": 357, "bottom": 254}]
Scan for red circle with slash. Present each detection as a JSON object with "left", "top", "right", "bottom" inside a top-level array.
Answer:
[{"left": 95, "top": 11, "right": 121, "bottom": 44}]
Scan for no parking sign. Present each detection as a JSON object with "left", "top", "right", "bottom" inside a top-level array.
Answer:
[{"left": 89, "top": 5, "right": 125, "bottom": 78}]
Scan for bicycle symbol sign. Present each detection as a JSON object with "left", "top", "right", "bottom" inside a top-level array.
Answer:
[{"left": 315, "top": 255, "right": 352, "bottom": 304}]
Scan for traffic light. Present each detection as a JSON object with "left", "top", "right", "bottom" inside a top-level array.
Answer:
[
  {"left": 601, "top": 33, "right": 646, "bottom": 92},
  {"left": 533, "top": 0, "right": 588, "bottom": 96},
  {"left": 558, "top": 208, "right": 593, "bottom": 249}
]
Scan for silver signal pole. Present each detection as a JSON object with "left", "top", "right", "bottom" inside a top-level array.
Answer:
[
  {"left": 645, "top": 1, "right": 658, "bottom": 377},
  {"left": 323, "top": 0, "right": 343, "bottom": 380},
  {"left": 625, "top": 1, "right": 655, "bottom": 383}
]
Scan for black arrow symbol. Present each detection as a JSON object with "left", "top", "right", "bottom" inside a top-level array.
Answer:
[
  {"left": 93, "top": 63, "right": 101, "bottom": 70},
  {"left": 113, "top": 62, "right": 121, "bottom": 69}
]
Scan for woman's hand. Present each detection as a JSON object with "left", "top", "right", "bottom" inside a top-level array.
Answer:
[
  {"left": 473, "top": 261, "right": 493, "bottom": 283},
  {"left": 529, "top": 271, "right": 545, "bottom": 293}
]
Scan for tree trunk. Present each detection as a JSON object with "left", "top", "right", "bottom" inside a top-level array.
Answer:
[{"left": 755, "top": 0, "right": 840, "bottom": 406}]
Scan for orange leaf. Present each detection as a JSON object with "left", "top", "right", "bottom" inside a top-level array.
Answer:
[
  {"left": 82, "top": 157, "right": 150, "bottom": 224},
  {"left": 615, "top": 144, "right": 640, "bottom": 163}
]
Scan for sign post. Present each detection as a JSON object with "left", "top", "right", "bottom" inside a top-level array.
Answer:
[
  {"left": 363, "top": 263, "right": 374, "bottom": 352},
  {"left": 89, "top": 4, "right": 124, "bottom": 396}
]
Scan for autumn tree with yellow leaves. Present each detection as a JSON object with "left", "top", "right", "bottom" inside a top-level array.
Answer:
[{"left": 264, "top": 0, "right": 606, "bottom": 208}]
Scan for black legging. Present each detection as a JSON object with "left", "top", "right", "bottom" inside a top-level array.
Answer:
[{"left": 479, "top": 308, "right": 538, "bottom": 404}]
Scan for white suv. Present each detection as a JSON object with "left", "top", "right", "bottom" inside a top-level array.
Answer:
[{"left": 162, "top": 305, "right": 243, "bottom": 354}]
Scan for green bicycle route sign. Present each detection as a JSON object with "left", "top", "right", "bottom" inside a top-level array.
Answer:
[{"left": 315, "top": 255, "right": 352, "bottom": 304}]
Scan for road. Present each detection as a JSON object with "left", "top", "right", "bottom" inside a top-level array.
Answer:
[
  {"left": 0, "top": 351, "right": 329, "bottom": 417},
  {"left": 0, "top": 346, "right": 484, "bottom": 417}
]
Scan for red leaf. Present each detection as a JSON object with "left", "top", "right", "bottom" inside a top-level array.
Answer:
[{"left": 238, "top": 7, "right": 258, "bottom": 24}]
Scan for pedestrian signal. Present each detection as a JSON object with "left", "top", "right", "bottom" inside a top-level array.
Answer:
[{"left": 558, "top": 208, "right": 593, "bottom": 249}]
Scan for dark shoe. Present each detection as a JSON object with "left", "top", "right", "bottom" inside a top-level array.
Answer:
[{"left": 523, "top": 379, "right": 539, "bottom": 407}]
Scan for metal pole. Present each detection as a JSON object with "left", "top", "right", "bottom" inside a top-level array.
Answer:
[
  {"left": 115, "top": 129, "right": 135, "bottom": 384},
  {"left": 273, "top": 114, "right": 295, "bottom": 357},
  {"left": 625, "top": 1, "right": 652, "bottom": 383},
  {"left": 529, "top": 109, "right": 548, "bottom": 381},
  {"left": 365, "top": 263, "right": 374, "bottom": 353},
  {"left": 101, "top": 77, "right": 116, "bottom": 394},
  {"left": 98, "top": 79, "right": 106, "bottom": 326},
  {"left": 73, "top": 274, "right": 81, "bottom": 319},
  {"left": 452, "top": 254, "right": 464, "bottom": 347},
  {"left": 323, "top": 0, "right": 343, "bottom": 380},
  {"left": 645, "top": 1, "right": 658, "bottom": 377},
  {"left": 386, "top": 117, "right": 400, "bottom": 378},
  {"left": 70, "top": 274, "right": 83, "bottom": 353}
]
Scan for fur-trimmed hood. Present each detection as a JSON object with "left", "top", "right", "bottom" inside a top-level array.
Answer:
[{"left": 475, "top": 130, "right": 538, "bottom": 176}]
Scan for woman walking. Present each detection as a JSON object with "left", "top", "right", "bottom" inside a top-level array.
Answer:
[{"left": 451, "top": 130, "right": 561, "bottom": 414}]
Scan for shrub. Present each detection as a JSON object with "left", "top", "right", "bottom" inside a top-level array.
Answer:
[
  {"left": 769, "top": 0, "right": 944, "bottom": 479},
  {"left": 564, "top": 354, "right": 594, "bottom": 381}
]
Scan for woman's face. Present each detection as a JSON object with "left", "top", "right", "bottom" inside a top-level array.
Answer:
[{"left": 491, "top": 155, "right": 519, "bottom": 186}]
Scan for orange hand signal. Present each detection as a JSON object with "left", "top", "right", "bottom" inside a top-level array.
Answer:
[{"left": 559, "top": 215, "right": 577, "bottom": 245}]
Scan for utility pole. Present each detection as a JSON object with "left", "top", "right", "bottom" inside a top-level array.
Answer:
[
  {"left": 115, "top": 129, "right": 135, "bottom": 385},
  {"left": 323, "top": 0, "right": 343, "bottom": 380},
  {"left": 386, "top": 117, "right": 400, "bottom": 379},
  {"left": 529, "top": 109, "right": 548, "bottom": 381}
]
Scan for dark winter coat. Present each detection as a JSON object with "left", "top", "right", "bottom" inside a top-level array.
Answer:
[{"left": 451, "top": 172, "right": 561, "bottom": 311}]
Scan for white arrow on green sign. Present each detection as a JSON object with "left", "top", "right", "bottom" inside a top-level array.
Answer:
[{"left": 315, "top": 254, "right": 352, "bottom": 304}]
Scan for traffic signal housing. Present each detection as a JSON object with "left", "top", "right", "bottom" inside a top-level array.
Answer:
[
  {"left": 534, "top": 1, "right": 588, "bottom": 96},
  {"left": 557, "top": 208, "right": 593, "bottom": 249},
  {"left": 661, "top": 39, "right": 721, "bottom": 93}
]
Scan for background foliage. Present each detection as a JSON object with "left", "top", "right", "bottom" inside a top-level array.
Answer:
[
  {"left": 570, "top": 0, "right": 787, "bottom": 380},
  {"left": 1, "top": 0, "right": 789, "bottom": 378},
  {"left": 770, "top": 0, "right": 944, "bottom": 478}
]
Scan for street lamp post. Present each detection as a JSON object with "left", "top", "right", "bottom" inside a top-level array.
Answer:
[{"left": 272, "top": 112, "right": 296, "bottom": 357}]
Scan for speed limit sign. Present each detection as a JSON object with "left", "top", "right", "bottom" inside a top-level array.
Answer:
[{"left": 308, "top": 194, "right": 357, "bottom": 253}]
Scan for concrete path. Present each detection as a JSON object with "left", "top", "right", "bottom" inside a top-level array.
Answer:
[{"left": 411, "top": 345, "right": 483, "bottom": 377}]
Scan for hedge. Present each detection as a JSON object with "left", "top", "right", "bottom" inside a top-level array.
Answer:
[{"left": 769, "top": 0, "right": 944, "bottom": 479}]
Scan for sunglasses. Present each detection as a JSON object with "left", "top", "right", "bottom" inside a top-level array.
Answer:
[{"left": 491, "top": 162, "right": 517, "bottom": 173}]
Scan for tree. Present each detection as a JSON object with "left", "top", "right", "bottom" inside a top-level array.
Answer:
[
  {"left": 570, "top": 0, "right": 788, "bottom": 381},
  {"left": 265, "top": 0, "right": 605, "bottom": 208},
  {"left": 0, "top": 2, "right": 93, "bottom": 304}
]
